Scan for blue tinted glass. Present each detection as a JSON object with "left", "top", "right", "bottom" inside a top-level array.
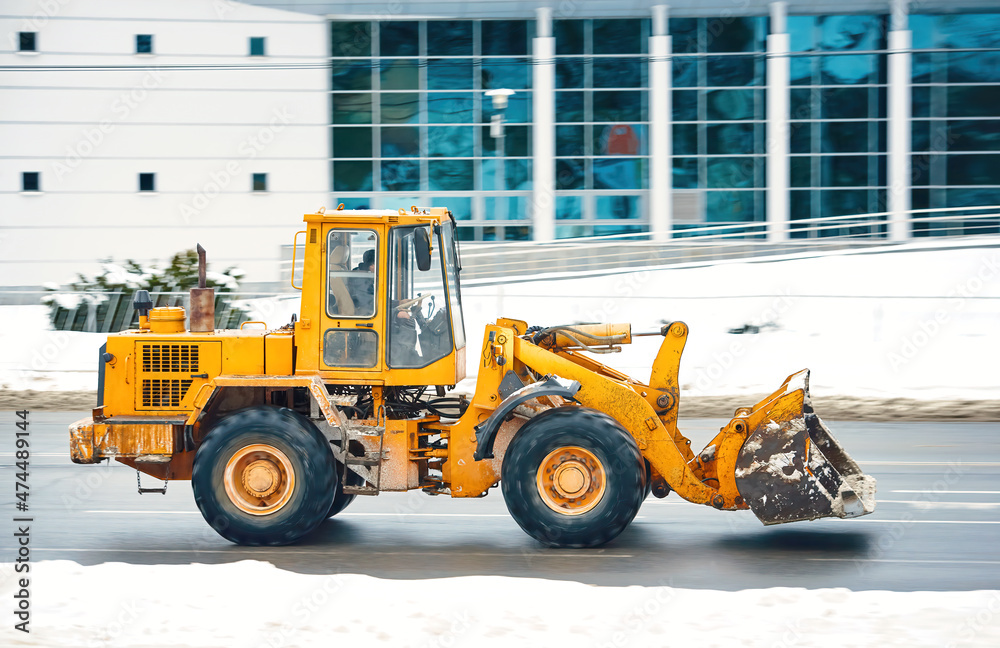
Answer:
[
  {"left": 819, "top": 189, "right": 871, "bottom": 218},
  {"left": 555, "top": 20, "right": 585, "bottom": 55},
  {"left": 593, "top": 158, "right": 643, "bottom": 189},
  {"left": 482, "top": 20, "right": 527, "bottom": 55},
  {"left": 333, "top": 127, "right": 372, "bottom": 157},
  {"left": 482, "top": 58, "right": 531, "bottom": 90},
  {"left": 484, "top": 196, "right": 527, "bottom": 221},
  {"left": 557, "top": 125, "right": 585, "bottom": 156},
  {"left": 380, "top": 22, "right": 418, "bottom": 56},
  {"left": 380, "top": 59, "right": 418, "bottom": 90},
  {"left": 821, "top": 121, "right": 871, "bottom": 153},
  {"left": 427, "top": 126, "right": 474, "bottom": 157},
  {"left": 673, "top": 158, "right": 698, "bottom": 188},
  {"left": 705, "top": 17, "right": 761, "bottom": 53},
  {"left": 595, "top": 195, "right": 640, "bottom": 220},
  {"left": 790, "top": 56, "right": 814, "bottom": 85},
  {"left": 427, "top": 21, "right": 473, "bottom": 55},
  {"left": 671, "top": 18, "right": 699, "bottom": 54},
  {"left": 818, "top": 15, "right": 882, "bottom": 52},
  {"left": 947, "top": 86, "right": 1000, "bottom": 117},
  {"left": 557, "top": 58, "right": 585, "bottom": 89},
  {"left": 706, "top": 89, "right": 755, "bottom": 120},
  {"left": 381, "top": 126, "right": 420, "bottom": 157},
  {"left": 821, "top": 155, "right": 872, "bottom": 186},
  {"left": 427, "top": 93, "right": 474, "bottom": 123},
  {"left": 556, "top": 196, "right": 582, "bottom": 219},
  {"left": 331, "top": 22, "right": 371, "bottom": 57},
  {"left": 673, "top": 58, "right": 698, "bottom": 88},
  {"left": 707, "top": 123, "right": 754, "bottom": 154},
  {"left": 556, "top": 92, "right": 584, "bottom": 122},
  {"left": 707, "top": 157, "right": 756, "bottom": 188},
  {"left": 790, "top": 157, "right": 811, "bottom": 187},
  {"left": 593, "top": 58, "right": 643, "bottom": 88},
  {"left": 820, "top": 87, "right": 871, "bottom": 119},
  {"left": 428, "top": 160, "right": 473, "bottom": 191},
  {"left": 593, "top": 124, "right": 646, "bottom": 156},
  {"left": 790, "top": 122, "right": 812, "bottom": 153},
  {"left": 947, "top": 154, "right": 1000, "bottom": 185},
  {"left": 429, "top": 196, "right": 471, "bottom": 220},
  {"left": 916, "top": 14, "right": 1000, "bottom": 49},
  {"left": 481, "top": 158, "right": 531, "bottom": 190},
  {"left": 787, "top": 16, "right": 816, "bottom": 52},
  {"left": 593, "top": 91, "right": 644, "bottom": 121},
  {"left": 380, "top": 93, "right": 419, "bottom": 124},
  {"left": 593, "top": 19, "right": 642, "bottom": 55},
  {"left": 482, "top": 125, "right": 530, "bottom": 157},
  {"left": 946, "top": 120, "right": 1000, "bottom": 151},
  {"left": 332, "top": 93, "right": 372, "bottom": 124},
  {"left": 790, "top": 88, "right": 817, "bottom": 118},
  {"left": 706, "top": 190, "right": 756, "bottom": 222},
  {"left": 673, "top": 90, "right": 698, "bottom": 121},
  {"left": 380, "top": 160, "right": 420, "bottom": 191},
  {"left": 333, "top": 161, "right": 372, "bottom": 191},
  {"left": 673, "top": 124, "right": 697, "bottom": 155},
  {"left": 331, "top": 60, "right": 371, "bottom": 90},
  {"left": 427, "top": 58, "right": 473, "bottom": 89},
  {"left": 943, "top": 51, "right": 1000, "bottom": 83},
  {"left": 557, "top": 159, "right": 585, "bottom": 189},
  {"left": 820, "top": 55, "right": 876, "bottom": 84},
  {"left": 706, "top": 56, "right": 758, "bottom": 86}
]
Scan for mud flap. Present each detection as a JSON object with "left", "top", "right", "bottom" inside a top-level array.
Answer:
[{"left": 734, "top": 372, "right": 877, "bottom": 525}]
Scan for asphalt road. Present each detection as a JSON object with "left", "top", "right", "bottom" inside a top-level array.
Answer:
[{"left": 3, "top": 411, "right": 999, "bottom": 591}]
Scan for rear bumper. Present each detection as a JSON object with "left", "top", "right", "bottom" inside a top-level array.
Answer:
[
  {"left": 69, "top": 416, "right": 179, "bottom": 464},
  {"left": 69, "top": 417, "right": 101, "bottom": 464}
]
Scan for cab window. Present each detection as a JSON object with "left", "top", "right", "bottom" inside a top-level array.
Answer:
[
  {"left": 327, "top": 229, "right": 377, "bottom": 318},
  {"left": 387, "top": 226, "right": 453, "bottom": 368}
]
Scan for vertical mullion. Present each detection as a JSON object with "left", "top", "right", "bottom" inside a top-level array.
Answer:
[
  {"left": 419, "top": 21, "right": 429, "bottom": 193},
  {"left": 372, "top": 21, "right": 381, "bottom": 200}
]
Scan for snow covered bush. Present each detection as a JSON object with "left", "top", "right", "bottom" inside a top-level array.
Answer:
[{"left": 42, "top": 249, "right": 248, "bottom": 332}]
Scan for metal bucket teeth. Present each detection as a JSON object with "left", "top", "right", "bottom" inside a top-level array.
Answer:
[{"left": 734, "top": 381, "right": 877, "bottom": 525}]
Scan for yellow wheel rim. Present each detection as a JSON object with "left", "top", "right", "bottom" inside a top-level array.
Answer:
[
  {"left": 536, "top": 446, "right": 607, "bottom": 516},
  {"left": 223, "top": 444, "right": 295, "bottom": 516}
]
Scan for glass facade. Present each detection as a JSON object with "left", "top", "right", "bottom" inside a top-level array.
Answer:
[
  {"left": 910, "top": 13, "right": 1000, "bottom": 236},
  {"left": 330, "top": 19, "right": 534, "bottom": 241},
  {"left": 328, "top": 10, "right": 1000, "bottom": 242}
]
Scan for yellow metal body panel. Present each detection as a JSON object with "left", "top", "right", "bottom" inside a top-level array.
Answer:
[{"left": 264, "top": 333, "right": 294, "bottom": 375}]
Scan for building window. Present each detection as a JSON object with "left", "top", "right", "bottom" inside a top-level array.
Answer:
[
  {"left": 136, "top": 34, "right": 153, "bottom": 54},
  {"left": 252, "top": 173, "right": 268, "bottom": 191},
  {"left": 249, "top": 37, "right": 266, "bottom": 56},
  {"left": 22, "top": 172, "right": 40, "bottom": 192},
  {"left": 18, "top": 32, "right": 36, "bottom": 52},
  {"left": 138, "top": 173, "right": 156, "bottom": 192}
]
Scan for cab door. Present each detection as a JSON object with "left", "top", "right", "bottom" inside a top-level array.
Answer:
[{"left": 320, "top": 225, "right": 384, "bottom": 377}]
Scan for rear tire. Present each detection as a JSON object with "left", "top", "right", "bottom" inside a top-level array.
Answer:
[
  {"left": 327, "top": 463, "right": 362, "bottom": 518},
  {"left": 501, "top": 406, "right": 645, "bottom": 548},
  {"left": 192, "top": 406, "right": 335, "bottom": 546}
]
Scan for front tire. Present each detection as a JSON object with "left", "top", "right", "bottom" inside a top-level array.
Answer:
[
  {"left": 501, "top": 406, "right": 645, "bottom": 548},
  {"left": 192, "top": 406, "right": 335, "bottom": 546}
]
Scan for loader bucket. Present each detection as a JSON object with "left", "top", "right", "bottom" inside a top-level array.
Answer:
[{"left": 734, "top": 371, "right": 876, "bottom": 525}]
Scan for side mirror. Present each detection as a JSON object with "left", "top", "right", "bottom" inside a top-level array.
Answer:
[{"left": 414, "top": 227, "right": 432, "bottom": 272}]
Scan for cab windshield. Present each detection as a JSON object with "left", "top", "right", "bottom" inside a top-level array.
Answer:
[{"left": 387, "top": 225, "right": 457, "bottom": 368}]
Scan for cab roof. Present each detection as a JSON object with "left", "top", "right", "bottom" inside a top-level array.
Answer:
[{"left": 302, "top": 206, "right": 452, "bottom": 225}]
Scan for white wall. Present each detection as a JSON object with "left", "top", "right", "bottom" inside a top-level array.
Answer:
[{"left": 0, "top": 0, "right": 329, "bottom": 286}]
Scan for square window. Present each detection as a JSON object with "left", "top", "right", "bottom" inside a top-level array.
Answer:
[
  {"left": 138, "top": 173, "right": 156, "bottom": 192},
  {"left": 136, "top": 34, "right": 153, "bottom": 54},
  {"left": 22, "top": 172, "right": 40, "bottom": 192},
  {"left": 252, "top": 173, "right": 267, "bottom": 191},
  {"left": 249, "top": 37, "right": 266, "bottom": 56},
  {"left": 19, "top": 32, "right": 36, "bottom": 52}
]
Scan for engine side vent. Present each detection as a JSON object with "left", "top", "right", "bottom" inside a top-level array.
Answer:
[
  {"left": 141, "top": 379, "right": 194, "bottom": 408},
  {"left": 142, "top": 344, "right": 199, "bottom": 373}
]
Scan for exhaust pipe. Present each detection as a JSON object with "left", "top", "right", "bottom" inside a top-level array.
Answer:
[{"left": 189, "top": 243, "right": 215, "bottom": 333}]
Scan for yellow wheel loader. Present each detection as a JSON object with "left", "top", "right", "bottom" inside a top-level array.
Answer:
[{"left": 69, "top": 207, "right": 876, "bottom": 547}]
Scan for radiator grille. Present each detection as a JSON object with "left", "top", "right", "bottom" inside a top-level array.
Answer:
[
  {"left": 141, "top": 379, "right": 194, "bottom": 408},
  {"left": 142, "top": 344, "right": 199, "bottom": 373}
]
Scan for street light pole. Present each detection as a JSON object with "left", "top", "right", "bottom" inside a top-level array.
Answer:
[{"left": 486, "top": 88, "right": 515, "bottom": 228}]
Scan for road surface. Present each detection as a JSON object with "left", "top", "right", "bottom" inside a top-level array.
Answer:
[{"left": 3, "top": 411, "right": 999, "bottom": 591}]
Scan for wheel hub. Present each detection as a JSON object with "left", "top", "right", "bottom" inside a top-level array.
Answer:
[
  {"left": 224, "top": 444, "right": 296, "bottom": 516},
  {"left": 536, "top": 446, "right": 607, "bottom": 516}
]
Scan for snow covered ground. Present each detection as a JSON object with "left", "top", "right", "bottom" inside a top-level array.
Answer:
[
  {"left": 1, "top": 243, "right": 998, "bottom": 400},
  {"left": 0, "top": 560, "right": 998, "bottom": 647}
]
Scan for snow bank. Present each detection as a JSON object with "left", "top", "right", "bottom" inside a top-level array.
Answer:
[
  {"left": 0, "top": 561, "right": 997, "bottom": 647},
  {"left": 2, "top": 245, "right": 998, "bottom": 399}
]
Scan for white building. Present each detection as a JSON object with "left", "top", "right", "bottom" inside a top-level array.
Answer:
[{"left": 0, "top": 0, "right": 329, "bottom": 287}]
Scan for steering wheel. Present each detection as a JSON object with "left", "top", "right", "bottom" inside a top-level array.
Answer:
[{"left": 395, "top": 293, "right": 430, "bottom": 311}]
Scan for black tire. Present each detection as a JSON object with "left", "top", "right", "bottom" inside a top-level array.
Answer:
[
  {"left": 501, "top": 406, "right": 645, "bottom": 548},
  {"left": 327, "top": 462, "right": 362, "bottom": 518},
  {"left": 192, "top": 406, "right": 336, "bottom": 546},
  {"left": 643, "top": 459, "right": 653, "bottom": 501}
]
